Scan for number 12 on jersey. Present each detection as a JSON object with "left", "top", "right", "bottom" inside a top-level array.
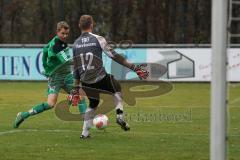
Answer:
[{"left": 80, "top": 52, "right": 95, "bottom": 71}]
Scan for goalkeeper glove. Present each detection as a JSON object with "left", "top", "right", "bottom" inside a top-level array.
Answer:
[
  {"left": 132, "top": 64, "right": 149, "bottom": 80},
  {"left": 68, "top": 86, "right": 80, "bottom": 106}
]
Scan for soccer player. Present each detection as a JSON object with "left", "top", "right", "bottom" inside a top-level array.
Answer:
[
  {"left": 13, "top": 21, "right": 87, "bottom": 128},
  {"left": 72, "top": 15, "right": 148, "bottom": 138}
]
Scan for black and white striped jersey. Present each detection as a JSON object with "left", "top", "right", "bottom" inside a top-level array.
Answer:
[{"left": 73, "top": 32, "right": 114, "bottom": 84}]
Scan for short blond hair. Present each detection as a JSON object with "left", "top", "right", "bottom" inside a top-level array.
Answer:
[{"left": 57, "top": 21, "right": 69, "bottom": 31}]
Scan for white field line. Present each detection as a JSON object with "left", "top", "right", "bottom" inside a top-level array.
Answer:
[
  {"left": 0, "top": 129, "right": 239, "bottom": 137},
  {"left": 0, "top": 129, "right": 79, "bottom": 136}
]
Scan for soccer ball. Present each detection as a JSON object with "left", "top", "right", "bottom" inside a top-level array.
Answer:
[{"left": 93, "top": 114, "right": 109, "bottom": 130}]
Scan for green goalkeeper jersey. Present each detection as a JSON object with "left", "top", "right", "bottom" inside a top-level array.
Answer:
[{"left": 42, "top": 36, "right": 71, "bottom": 77}]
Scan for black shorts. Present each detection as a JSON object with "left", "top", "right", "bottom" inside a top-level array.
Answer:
[{"left": 82, "top": 74, "right": 121, "bottom": 108}]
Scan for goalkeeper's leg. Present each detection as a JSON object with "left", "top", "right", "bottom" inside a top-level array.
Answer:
[
  {"left": 13, "top": 94, "right": 57, "bottom": 128},
  {"left": 108, "top": 75, "right": 130, "bottom": 131},
  {"left": 81, "top": 94, "right": 100, "bottom": 139},
  {"left": 113, "top": 92, "right": 130, "bottom": 131}
]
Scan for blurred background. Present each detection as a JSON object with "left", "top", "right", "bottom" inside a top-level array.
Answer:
[
  {"left": 0, "top": 1, "right": 239, "bottom": 160},
  {"left": 0, "top": 0, "right": 213, "bottom": 44}
]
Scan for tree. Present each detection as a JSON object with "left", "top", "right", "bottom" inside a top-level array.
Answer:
[{"left": 0, "top": 0, "right": 213, "bottom": 44}]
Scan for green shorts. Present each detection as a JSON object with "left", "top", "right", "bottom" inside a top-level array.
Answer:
[{"left": 47, "top": 73, "right": 74, "bottom": 95}]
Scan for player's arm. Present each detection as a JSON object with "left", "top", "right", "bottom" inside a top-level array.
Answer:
[
  {"left": 98, "top": 36, "right": 149, "bottom": 79},
  {"left": 41, "top": 47, "right": 50, "bottom": 77},
  {"left": 73, "top": 45, "right": 81, "bottom": 89},
  {"left": 111, "top": 51, "right": 149, "bottom": 80},
  {"left": 49, "top": 39, "right": 71, "bottom": 63}
]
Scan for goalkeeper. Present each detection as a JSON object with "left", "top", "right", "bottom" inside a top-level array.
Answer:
[{"left": 13, "top": 21, "right": 87, "bottom": 128}]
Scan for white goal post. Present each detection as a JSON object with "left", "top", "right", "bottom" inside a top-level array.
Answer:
[{"left": 211, "top": 0, "right": 228, "bottom": 160}]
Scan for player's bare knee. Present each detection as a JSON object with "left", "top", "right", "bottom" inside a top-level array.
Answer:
[
  {"left": 47, "top": 94, "right": 58, "bottom": 107},
  {"left": 46, "top": 101, "right": 56, "bottom": 108},
  {"left": 47, "top": 103, "right": 55, "bottom": 108}
]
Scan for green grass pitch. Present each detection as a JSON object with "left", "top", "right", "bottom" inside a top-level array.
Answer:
[{"left": 0, "top": 82, "right": 239, "bottom": 160}]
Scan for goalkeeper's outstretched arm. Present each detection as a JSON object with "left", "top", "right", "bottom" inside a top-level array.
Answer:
[
  {"left": 109, "top": 50, "right": 135, "bottom": 70},
  {"left": 97, "top": 36, "right": 149, "bottom": 79},
  {"left": 110, "top": 50, "right": 149, "bottom": 80}
]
